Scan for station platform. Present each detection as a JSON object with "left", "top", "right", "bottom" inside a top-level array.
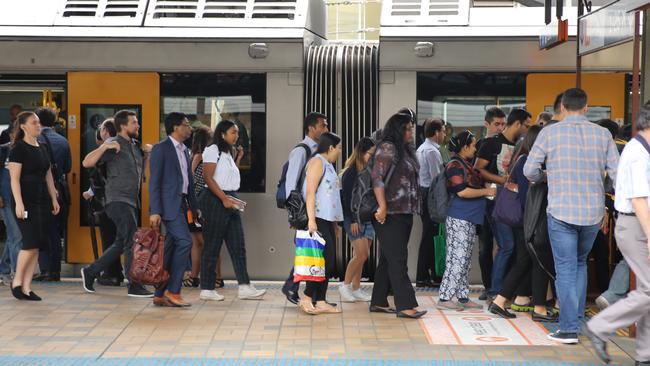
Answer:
[{"left": 0, "top": 281, "right": 638, "bottom": 366}]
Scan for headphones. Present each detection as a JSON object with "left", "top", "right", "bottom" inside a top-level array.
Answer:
[{"left": 397, "top": 108, "right": 416, "bottom": 123}]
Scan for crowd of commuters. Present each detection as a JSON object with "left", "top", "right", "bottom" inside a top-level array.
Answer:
[{"left": 1, "top": 87, "right": 649, "bottom": 365}]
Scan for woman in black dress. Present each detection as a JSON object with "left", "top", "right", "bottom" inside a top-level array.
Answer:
[{"left": 9, "top": 111, "right": 60, "bottom": 301}]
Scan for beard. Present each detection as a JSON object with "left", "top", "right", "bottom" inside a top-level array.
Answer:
[{"left": 127, "top": 130, "right": 139, "bottom": 139}]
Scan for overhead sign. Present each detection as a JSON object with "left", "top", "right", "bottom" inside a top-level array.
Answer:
[
  {"left": 578, "top": 0, "right": 635, "bottom": 56},
  {"left": 539, "top": 19, "right": 569, "bottom": 50}
]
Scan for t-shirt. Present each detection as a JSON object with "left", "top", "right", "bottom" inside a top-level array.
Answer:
[
  {"left": 476, "top": 133, "right": 516, "bottom": 177},
  {"left": 445, "top": 156, "right": 486, "bottom": 225},
  {"left": 9, "top": 140, "right": 51, "bottom": 206},
  {"left": 203, "top": 145, "right": 240, "bottom": 192}
]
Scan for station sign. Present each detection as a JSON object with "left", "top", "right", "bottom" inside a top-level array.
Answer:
[
  {"left": 539, "top": 19, "right": 568, "bottom": 50},
  {"left": 578, "top": 0, "right": 635, "bottom": 56}
]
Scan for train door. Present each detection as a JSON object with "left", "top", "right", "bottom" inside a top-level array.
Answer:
[{"left": 66, "top": 72, "right": 159, "bottom": 263}]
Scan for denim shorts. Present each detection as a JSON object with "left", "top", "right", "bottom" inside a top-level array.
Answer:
[{"left": 343, "top": 217, "right": 375, "bottom": 241}]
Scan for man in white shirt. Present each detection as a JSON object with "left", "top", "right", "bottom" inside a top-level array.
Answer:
[
  {"left": 415, "top": 118, "right": 446, "bottom": 287},
  {"left": 585, "top": 103, "right": 650, "bottom": 366}
]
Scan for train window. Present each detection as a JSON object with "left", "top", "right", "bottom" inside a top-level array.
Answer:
[
  {"left": 160, "top": 73, "right": 266, "bottom": 193},
  {"left": 79, "top": 104, "right": 142, "bottom": 227},
  {"left": 417, "top": 72, "right": 526, "bottom": 142}
]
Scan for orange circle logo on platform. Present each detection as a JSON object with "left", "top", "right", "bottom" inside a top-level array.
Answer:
[
  {"left": 462, "top": 316, "right": 491, "bottom": 321},
  {"left": 476, "top": 336, "right": 510, "bottom": 343}
]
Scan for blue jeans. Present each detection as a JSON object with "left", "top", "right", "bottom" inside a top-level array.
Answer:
[
  {"left": 547, "top": 214, "right": 601, "bottom": 333},
  {"left": 489, "top": 221, "right": 516, "bottom": 297},
  {"left": 0, "top": 203, "right": 22, "bottom": 274},
  {"left": 155, "top": 209, "right": 192, "bottom": 297},
  {"left": 601, "top": 259, "right": 629, "bottom": 305}
]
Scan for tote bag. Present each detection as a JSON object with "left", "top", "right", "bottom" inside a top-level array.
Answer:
[
  {"left": 293, "top": 230, "right": 327, "bottom": 282},
  {"left": 434, "top": 224, "right": 446, "bottom": 277}
]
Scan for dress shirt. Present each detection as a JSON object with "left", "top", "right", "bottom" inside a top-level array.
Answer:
[
  {"left": 524, "top": 114, "right": 619, "bottom": 226},
  {"left": 614, "top": 137, "right": 650, "bottom": 214},
  {"left": 416, "top": 138, "right": 443, "bottom": 188},
  {"left": 284, "top": 136, "right": 318, "bottom": 199},
  {"left": 169, "top": 136, "right": 189, "bottom": 194}
]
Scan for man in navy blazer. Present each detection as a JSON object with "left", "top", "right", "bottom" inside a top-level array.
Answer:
[{"left": 149, "top": 112, "right": 198, "bottom": 307}]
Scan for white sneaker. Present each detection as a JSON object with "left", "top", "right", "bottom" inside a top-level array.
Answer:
[
  {"left": 595, "top": 295, "right": 610, "bottom": 310},
  {"left": 238, "top": 284, "right": 266, "bottom": 300},
  {"left": 339, "top": 283, "right": 356, "bottom": 302},
  {"left": 351, "top": 288, "right": 371, "bottom": 302},
  {"left": 200, "top": 289, "right": 225, "bottom": 301}
]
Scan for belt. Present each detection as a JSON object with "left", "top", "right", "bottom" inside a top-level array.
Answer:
[{"left": 617, "top": 211, "right": 636, "bottom": 217}]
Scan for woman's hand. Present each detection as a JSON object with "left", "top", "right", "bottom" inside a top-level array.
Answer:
[
  {"left": 308, "top": 218, "right": 318, "bottom": 234},
  {"left": 222, "top": 197, "right": 236, "bottom": 209},
  {"left": 374, "top": 205, "right": 387, "bottom": 225},
  {"left": 484, "top": 187, "right": 497, "bottom": 197},
  {"left": 15, "top": 202, "right": 25, "bottom": 220},
  {"left": 236, "top": 146, "right": 244, "bottom": 161},
  {"left": 351, "top": 222, "right": 360, "bottom": 236},
  {"left": 52, "top": 199, "right": 60, "bottom": 215}
]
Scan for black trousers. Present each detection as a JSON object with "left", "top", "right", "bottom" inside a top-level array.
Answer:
[
  {"left": 371, "top": 214, "right": 418, "bottom": 312},
  {"left": 591, "top": 230, "right": 611, "bottom": 293},
  {"left": 304, "top": 218, "right": 336, "bottom": 301},
  {"left": 499, "top": 227, "right": 551, "bottom": 306},
  {"left": 97, "top": 210, "right": 123, "bottom": 280},
  {"left": 417, "top": 188, "right": 440, "bottom": 283},
  {"left": 478, "top": 202, "right": 495, "bottom": 290}
]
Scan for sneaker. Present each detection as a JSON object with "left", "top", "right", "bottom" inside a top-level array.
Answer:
[
  {"left": 595, "top": 295, "right": 610, "bottom": 310},
  {"left": 339, "top": 283, "right": 356, "bottom": 303},
  {"left": 547, "top": 330, "right": 579, "bottom": 344},
  {"left": 127, "top": 284, "right": 154, "bottom": 298},
  {"left": 200, "top": 289, "right": 225, "bottom": 301},
  {"left": 0, "top": 274, "right": 9, "bottom": 286},
  {"left": 238, "top": 284, "right": 266, "bottom": 300},
  {"left": 81, "top": 267, "right": 96, "bottom": 293},
  {"left": 352, "top": 288, "right": 371, "bottom": 302},
  {"left": 459, "top": 299, "right": 483, "bottom": 310},
  {"left": 436, "top": 300, "right": 463, "bottom": 311},
  {"left": 478, "top": 290, "right": 488, "bottom": 301}
]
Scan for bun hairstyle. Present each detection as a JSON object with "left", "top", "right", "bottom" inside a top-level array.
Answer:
[{"left": 448, "top": 130, "right": 475, "bottom": 154}]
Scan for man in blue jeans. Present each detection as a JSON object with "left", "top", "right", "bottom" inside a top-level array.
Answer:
[{"left": 524, "top": 88, "right": 619, "bottom": 344}]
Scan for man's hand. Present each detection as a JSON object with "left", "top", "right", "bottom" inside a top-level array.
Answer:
[
  {"left": 82, "top": 191, "right": 93, "bottom": 201},
  {"left": 143, "top": 144, "right": 153, "bottom": 154},
  {"left": 104, "top": 140, "right": 120, "bottom": 153},
  {"left": 150, "top": 214, "right": 161, "bottom": 228}
]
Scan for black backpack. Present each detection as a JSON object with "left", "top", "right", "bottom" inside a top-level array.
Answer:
[
  {"left": 286, "top": 157, "right": 325, "bottom": 229},
  {"left": 276, "top": 143, "right": 312, "bottom": 209},
  {"left": 350, "top": 142, "right": 398, "bottom": 224},
  {"left": 427, "top": 157, "right": 466, "bottom": 223}
]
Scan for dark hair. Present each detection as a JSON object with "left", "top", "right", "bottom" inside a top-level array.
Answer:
[
  {"left": 448, "top": 130, "right": 475, "bottom": 154},
  {"left": 512, "top": 125, "right": 542, "bottom": 165},
  {"left": 96, "top": 118, "right": 116, "bottom": 141},
  {"left": 553, "top": 93, "right": 564, "bottom": 114},
  {"left": 13, "top": 111, "right": 37, "bottom": 146},
  {"left": 35, "top": 107, "right": 57, "bottom": 128},
  {"left": 164, "top": 112, "right": 187, "bottom": 136},
  {"left": 9, "top": 104, "right": 22, "bottom": 112},
  {"left": 304, "top": 112, "right": 327, "bottom": 135},
  {"left": 316, "top": 132, "right": 341, "bottom": 154},
  {"left": 562, "top": 88, "right": 588, "bottom": 112},
  {"left": 423, "top": 118, "right": 445, "bottom": 138},
  {"left": 485, "top": 107, "right": 506, "bottom": 124},
  {"left": 637, "top": 101, "right": 650, "bottom": 132},
  {"left": 381, "top": 111, "right": 416, "bottom": 160},
  {"left": 507, "top": 108, "right": 531, "bottom": 127},
  {"left": 214, "top": 120, "right": 237, "bottom": 153},
  {"left": 597, "top": 119, "right": 619, "bottom": 139},
  {"left": 113, "top": 110, "right": 137, "bottom": 132},
  {"left": 191, "top": 126, "right": 212, "bottom": 155},
  {"left": 537, "top": 112, "right": 553, "bottom": 124},
  {"left": 397, "top": 107, "right": 416, "bottom": 123}
]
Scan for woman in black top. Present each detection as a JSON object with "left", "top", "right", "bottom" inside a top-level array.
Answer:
[{"left": 9, "top": 111, "right": 60, "bottom": 301}]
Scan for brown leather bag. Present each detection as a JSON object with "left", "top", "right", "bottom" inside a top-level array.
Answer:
[{"left": 129, "top": 227, "right": 169, "bottom": 287}]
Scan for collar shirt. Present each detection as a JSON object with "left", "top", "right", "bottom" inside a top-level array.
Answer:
[
  {"left": 203, "top": 145, "right": 240, "bottom": 191},
  {"left": 416, "top": 139, "right": 443, "bottom": 188},
  {"left": 284, "top": 136, "right": 318, "bottom": 199},
  {"left": 524, "top": 114, "right": 619, "bottom": 226},
  {"left": 169, "top": 136, "right": 189, "bottom": 194},
  {"left": 614, "top": 137, "right": 650, "bottom": 214}
]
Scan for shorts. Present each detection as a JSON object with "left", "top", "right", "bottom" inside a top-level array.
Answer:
[{"left": 343, "top": 217, "right": 375, "bottom": 241}]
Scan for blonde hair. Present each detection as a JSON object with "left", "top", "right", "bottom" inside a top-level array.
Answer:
[{"left": 340, "top": 137, "right": 375, "bottom": 176}]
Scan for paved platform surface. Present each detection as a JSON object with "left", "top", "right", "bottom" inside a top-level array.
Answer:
[{"left": 0, "top": 281, "right": 638, "bottom": 365}]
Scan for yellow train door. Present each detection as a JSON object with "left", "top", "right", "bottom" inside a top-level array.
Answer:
[{"left": 66, "top": 72, "right": 159, "bottom": 264}]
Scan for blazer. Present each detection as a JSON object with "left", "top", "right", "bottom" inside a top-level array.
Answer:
[{"left": 149, "top": 137, "right": 198, "bottom": 221}]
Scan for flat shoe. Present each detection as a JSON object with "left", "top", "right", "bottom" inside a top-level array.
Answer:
[
  {"left": 532, "top": 311, "right": 558, "bottom": 322},
  {"left": 24, "top": 291, "right": 42, "bottom": 301},
  {"left": 369, "top": 305, "right": 396, "bottom": 314},
  {"left": 396, "top": 310, "right": 427, "bottom": 319},
  {"left": 11, "top": 285, "right": 27, "bottom": 300},
  {"left": 488, "top": 303, "right": 516, "bottom": 319}
]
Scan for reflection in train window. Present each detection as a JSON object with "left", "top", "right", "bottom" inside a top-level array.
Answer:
[
  {"left": 417, "top": 72, "right": 526, "bottom": 143},
  {"left": 160, "top": 73, "right": 266, "bottom": 193}
]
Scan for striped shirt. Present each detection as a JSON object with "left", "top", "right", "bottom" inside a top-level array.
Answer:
[{"left": 523, "top": 114, "right": 619, "bottom": 226}]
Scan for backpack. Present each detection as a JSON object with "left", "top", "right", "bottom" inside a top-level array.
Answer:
[
  {"left": 286, "top": 156, "right": 325, "bottom": 229},
  {"left": 350, "top": 142, "right": 398, "bottom": 224},
  {"left": 129, "top": 227, "right": 169, "bottom": 287},
  {"left": 276, "top": 143, "right": 312, "bottom": 209},
  {"left": 427, "top": 157, "right": 466, "bottom": 223}
]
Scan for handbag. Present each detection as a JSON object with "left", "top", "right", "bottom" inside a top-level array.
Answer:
[
  {"left": 285, "top": 159, "right": 324, "bottom": 230},
  {"left": 129, "top": 227, "right": 169, "bottom": 287},
  {"left": 293, "top": 230, "right": 326, "bottom": 282},
  {"left": 433, "top": 224, "right": 446, "bottom": 277},
  {"left": 492, "top": 156, "right": 524, "bottom": 227}
]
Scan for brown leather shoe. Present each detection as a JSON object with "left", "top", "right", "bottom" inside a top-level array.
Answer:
[
  {"left": 153, "top": 296, "right": 178, "bottom": 307},
  {"left": 164, "top": 291, "right": 191, "bottom": 307}
]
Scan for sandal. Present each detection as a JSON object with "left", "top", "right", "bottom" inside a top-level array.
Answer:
[
  {"left": 299, "top": 299, "right": 319, "bottom": 315},
  {"left": 183, "top": 276, "right": 199, "bottom": 288},
  {"left": 315, "top": 302, "right": 342, "bottom": 314},
  {"left": 215, "top": 278, "right": 225, "bottom": 288}
]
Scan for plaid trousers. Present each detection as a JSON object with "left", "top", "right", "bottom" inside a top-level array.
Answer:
[{"left": 199, "top": 190, "right": 250, "bottom": 289}]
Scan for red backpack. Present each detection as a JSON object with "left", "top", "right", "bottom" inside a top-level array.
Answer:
[{"left": 129, "top": 228, "right": 169, "bottom": 287}]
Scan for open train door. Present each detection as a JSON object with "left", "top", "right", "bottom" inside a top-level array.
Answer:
[{"left": 66, "top": 72, "right": 159, "bottom": 264}]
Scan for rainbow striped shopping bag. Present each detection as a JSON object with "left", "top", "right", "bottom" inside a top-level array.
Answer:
[{"left": 293, "top": 230, "right": 326, "bottom": 282}]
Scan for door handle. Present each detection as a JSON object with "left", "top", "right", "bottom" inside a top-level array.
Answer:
[{"left": 72, "top": 173, "right": 76, "bottom": 184}]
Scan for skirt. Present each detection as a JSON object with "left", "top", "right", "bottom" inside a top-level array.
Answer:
[{"left": 16, "top": 203, "right": 52, "bottom": 250}]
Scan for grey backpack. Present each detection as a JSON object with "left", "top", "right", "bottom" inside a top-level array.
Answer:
[{"left": 427, "top": 157, "right": 466, "bottom": 223}]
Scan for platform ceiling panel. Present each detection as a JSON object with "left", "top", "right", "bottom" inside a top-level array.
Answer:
[{"left": 54, "top": 0, "right": 148, "bottom": 26}]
